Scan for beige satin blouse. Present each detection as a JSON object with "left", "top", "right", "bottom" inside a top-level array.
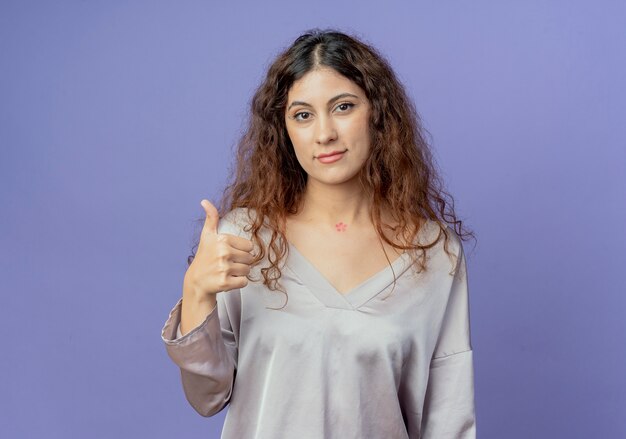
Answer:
[{"left": 161, "top": 208, "right": 476, "bottom": 438}]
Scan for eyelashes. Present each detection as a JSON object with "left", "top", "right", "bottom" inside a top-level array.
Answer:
[{"left": 291, "top": 102, "right": 355, "bottom": 122}]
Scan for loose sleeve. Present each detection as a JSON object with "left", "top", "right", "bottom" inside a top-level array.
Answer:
[
  {"left": 161, "top": 292, "right": 240, "bottom": 417},
  {"left": 421, "top": 243, "right": 476, "bottom": 438},
  {"left": 160, "top": 209, "right": 247, "bottom": 417}
]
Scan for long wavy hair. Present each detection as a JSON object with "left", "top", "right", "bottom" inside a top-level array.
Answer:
[{"left": 188, "top": 28, "right": 475, "bottom": 305}]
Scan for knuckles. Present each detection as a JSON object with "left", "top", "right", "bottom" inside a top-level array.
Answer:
[
  {"left": 216, "top": 245, "right": 230, "bottom": 260},
  {"left": 216, "top": 259, "right": 229, "bottom": 273}
]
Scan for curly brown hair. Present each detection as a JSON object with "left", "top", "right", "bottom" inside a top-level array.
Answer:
[{"left": 188, "top": 28, "right": 475, "bottom": 304}]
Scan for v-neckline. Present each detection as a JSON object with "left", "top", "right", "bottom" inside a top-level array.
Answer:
[{"left": 284, "top": 242, "right": 415, "bottom": 310}]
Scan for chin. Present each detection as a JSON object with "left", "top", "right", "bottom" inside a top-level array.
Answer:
[{"left": 311, "top": 171, "right": 361, "bottom": 186}]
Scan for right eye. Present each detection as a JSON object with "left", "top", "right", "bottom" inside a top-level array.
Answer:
[{"left": 294, "top": 111, "right": 312, "bottom": 121}]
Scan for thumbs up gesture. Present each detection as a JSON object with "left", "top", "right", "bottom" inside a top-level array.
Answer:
[{"left": 183, "top": 199, "right": 255, "bottom": 302}]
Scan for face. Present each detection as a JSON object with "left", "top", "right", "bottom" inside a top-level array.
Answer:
[{"left": 284, "top": 67, "right": 371, "bottom": 187}]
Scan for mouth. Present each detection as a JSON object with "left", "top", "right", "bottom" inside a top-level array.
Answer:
[
  {"left": 316, "top": 149, "right": 347, "bottom": 164},
  {"left": 316, "top": 149, "right": 348, "bottom": 159}
]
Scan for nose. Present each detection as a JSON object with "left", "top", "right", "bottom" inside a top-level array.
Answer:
[{"left": 315, "top": 114, "right": 337, "bottom": 144}]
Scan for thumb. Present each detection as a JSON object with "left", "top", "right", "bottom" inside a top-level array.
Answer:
[{"left": 200, "top": 199, "right": 220, "bottom": 236}]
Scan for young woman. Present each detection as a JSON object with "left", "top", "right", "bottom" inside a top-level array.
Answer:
[{"left": 162, "top": 29, "right": 477, "bottom": 438}]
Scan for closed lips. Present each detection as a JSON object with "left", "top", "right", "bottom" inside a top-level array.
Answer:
[{"left": 317, "top": 150, "right": 347, "bottom": 158}]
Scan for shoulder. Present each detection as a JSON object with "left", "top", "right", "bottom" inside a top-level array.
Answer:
[
  {"left": 218, "top": 207, "right": 250, "bottom": 237},
  {"left": 444, "top": 223, "right": 464, "bottom": 257},
  {"left": 218, "top": 207, "right": 261, "bottom": 240},
  {"left": 416, "top": 219, "right": 465, "bottom": 274},
  {"left": 418, "top": 219, "right": 463, "bottom": 253},
  {"left": 221, "top": 207, "right": 253, "bottom": 225},
  {"left": 442, "top": 224, "right": 466, "bottom": 277}
]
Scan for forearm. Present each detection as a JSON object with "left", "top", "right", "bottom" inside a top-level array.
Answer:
[
  {"left": 161, "top": 295, "right": 236, "bottom": 417},
  {"left": 180, "top": 281, "right": 217, "bottom": 336}
]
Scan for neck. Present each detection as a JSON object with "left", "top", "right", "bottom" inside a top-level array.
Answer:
[{"left": 297, "top": 178, "right": 372, "bottom": 227}]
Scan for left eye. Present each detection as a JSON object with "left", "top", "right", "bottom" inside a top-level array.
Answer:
[{"left": 336, "top": 102, "right": 354, "bottom": 112}]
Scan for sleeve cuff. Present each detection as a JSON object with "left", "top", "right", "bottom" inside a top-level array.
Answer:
[{"left": 161, "top": 297, "right": 218, "bottom": 345}]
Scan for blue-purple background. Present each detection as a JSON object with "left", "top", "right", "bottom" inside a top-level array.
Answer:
[{"left": 2, "top": 1, "right": 625, "bottom": 438}]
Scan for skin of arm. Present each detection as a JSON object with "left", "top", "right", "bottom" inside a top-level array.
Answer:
[{"left": 180, "top": 279, "right": 217, "bottom": 336}]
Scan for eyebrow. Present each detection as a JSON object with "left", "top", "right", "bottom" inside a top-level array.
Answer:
[{"left": 287, "top": 93, "right": 360, "bottom": 111}]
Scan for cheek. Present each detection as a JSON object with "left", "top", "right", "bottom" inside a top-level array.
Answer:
[
  {"left": 286, "top": 130, "right": 311, "bottom": 164},
  {"left": 288, "top": 132, "right": 302, "bottom": 152},
  {"left": 350, "top": 121, "right": 372, "bottom": 152},
  {"left": 286, "top": 124, "right": 304, "bottom": 145},
  {"left": 341, "top": 114, "right": 370, "bottom": 143}
]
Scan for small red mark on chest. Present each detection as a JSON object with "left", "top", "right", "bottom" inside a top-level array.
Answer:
[{"left": 335, "top": 222, "right": 347, "bottom": 232}]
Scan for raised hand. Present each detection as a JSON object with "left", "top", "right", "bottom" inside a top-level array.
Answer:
[{"left": 180, "top": 199, "right": 254, "bottom": 334}]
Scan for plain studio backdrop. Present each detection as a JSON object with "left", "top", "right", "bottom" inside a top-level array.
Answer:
[{"left": 1, "top": 1, "right": 625, "bottom": 438}]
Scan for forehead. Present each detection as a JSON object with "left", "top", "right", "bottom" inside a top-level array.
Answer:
[{"left": 287, "top": 67, "right": 365, "bottom": 100}]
